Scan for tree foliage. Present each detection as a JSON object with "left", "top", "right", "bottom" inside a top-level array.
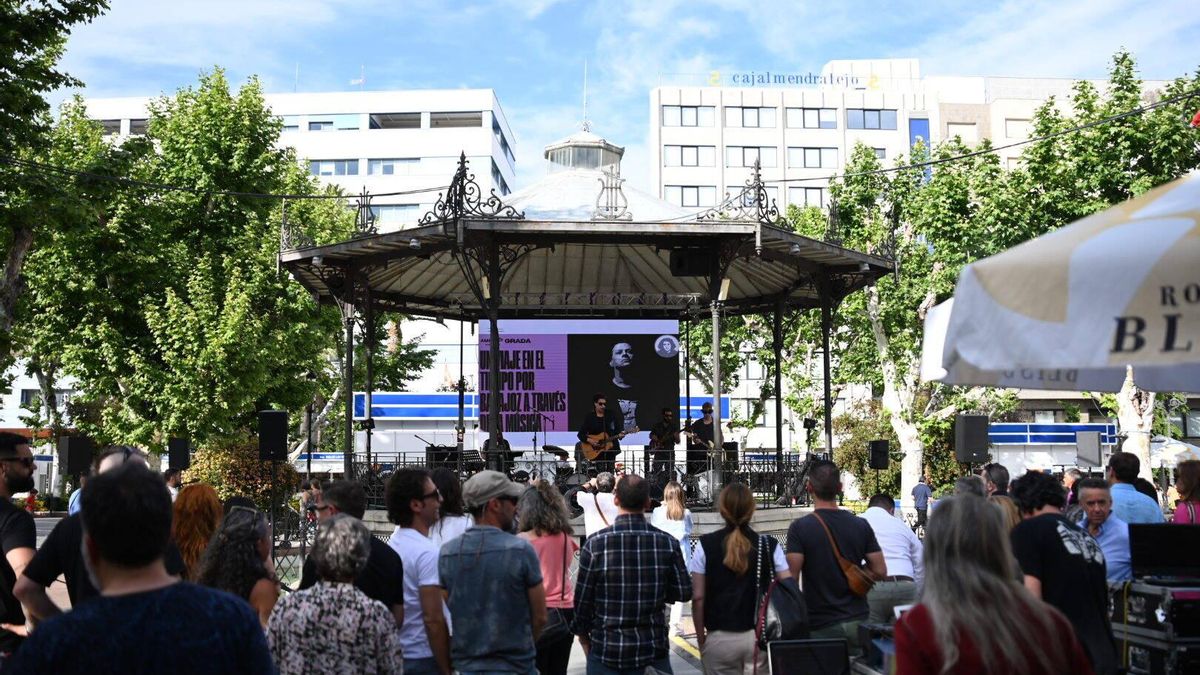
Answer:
[{"left": 183, "top": 435, "right": 299, "bottom": 510}]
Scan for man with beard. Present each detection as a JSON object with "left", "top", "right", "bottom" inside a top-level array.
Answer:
[
  {"left": 386, "top": 468, "right": 452, "bottom": 675},
  {"left": 439, "top": 471, "right": 545, "bottom": 673},
  {"left": 0, "top": 432, "right": 35, "bottom": 662},
  {"left": 608, "top": 342, "right": 642, "bottom": 429}
]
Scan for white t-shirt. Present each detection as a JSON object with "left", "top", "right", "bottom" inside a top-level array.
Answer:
[
  {"left": 688, "top": 539, "right": 789, "bottom": 575},
  {"left": 388, "top": 526, "right": 442, "bottom": 659},
  {"left": 579, "top": 491, "right": 619, "bottom": 536},
  {"left": 429, "top": 513, "right": 473, "bottom": 550}
]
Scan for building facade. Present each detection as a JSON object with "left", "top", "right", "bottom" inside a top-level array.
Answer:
[
  {"left": 83, "top": 89, "right": 517, "bottom": 230},
  {"left": 651, "top": 58, "right": 1168, "bottom": 210}
]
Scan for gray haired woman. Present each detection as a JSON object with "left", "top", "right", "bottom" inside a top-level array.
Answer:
[
  {"left": 893, "top": 495, "right": 1092, "bottom": 674},
  {"left": 267, "top": 514, "right": 400, "bottom": 674}
]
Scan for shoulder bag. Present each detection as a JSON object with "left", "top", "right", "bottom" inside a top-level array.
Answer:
[
  {"left": 754, "top": 534, "right": 809, "bottom": 649},
  {"left": 811, "top": 511, "right": 876, "bottom": 598}
]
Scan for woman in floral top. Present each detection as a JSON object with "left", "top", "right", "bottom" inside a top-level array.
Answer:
[{"left": 267, "top": 514, "right": 400, "bottom": 674}]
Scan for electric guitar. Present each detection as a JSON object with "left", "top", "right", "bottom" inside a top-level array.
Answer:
[
  {"left": 578, "top": 426, "right": 639, "bottom": 461},
  {"left": 650, "top": 425, "right": 690, "bottom": 450}
]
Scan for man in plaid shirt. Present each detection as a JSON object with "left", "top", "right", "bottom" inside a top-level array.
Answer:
[{"left": 572, "top": 474, "right": 691, "bottom": 674}]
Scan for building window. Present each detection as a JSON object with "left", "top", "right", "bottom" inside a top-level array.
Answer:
[
  {"left": 369, "top": 112, "right": 422, "bottom": 129},
  {"left": 665, "top": 185, "right": 717, "bottom": 208},
  {"left": 946, "top": 122, "right": 978, "bottom": 144},
  {"left": 725, "top": 146, "right": 777, "bottom": 168},
  {"left": 725, "top": 106, "right": 777, "bottom": 128},
  {"left": 1005, "top": 118, "right": 1031, "bottom": 139},
  {"left": 788, "top": 186, "right": 827, "bottom": 208},
  {"left": 787, "top": 147, "right": 838, "bottom": 169},
  {"left": 309, "top": 159, "right": 359, "bottom": 176},
  {"left": 279, "top": 115, "right": 302, "bottom": 132},
  {"left": 727, "top": 185, "right": 778, "bottom": 207},
  {"left": 661, "top": 105, "right": 715, "bottom": 127},
  {"left": 98, "top": 119, "right": 121, "bottom": 135},
  {"left": 128, "top": 119, "right": 148, "bottom": 135},
  {"left": 492, "top": 117, "right": 516, "bottom": 166},
  {"left": 663, "top": 145, "right": 716, "bottom": 167},
  {"left": 368, "top": 158, "right": 419, "bottom": 175},
  {"left": 369, "top": 204, "right": 420, "bottom": 223},
  {"left": 308, "top": 113, "right": 359, "bottom": 131},
  {"left": 873, "top": 147, "right": 887, "bottom": 160},
  {"left": 846, "top": 108, "right": 898, "bottom": 130},
  {"left": 491, "top": 159, "right": 510, "bottom": 195},
  {"left": 785, "top": 107, "right": 837, "bottom": 129},
  {"left": 430, "top": 111, "right": 483, "bottom": 128},
  {"left": 1005, "top": 157, "right": 1023, "bottom": 170}
]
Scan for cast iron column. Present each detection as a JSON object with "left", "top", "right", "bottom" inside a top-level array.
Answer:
[
  {"left": 487, "top": 242, "right": 502, "bottom": 451},
  {"left": 773, "top": 297, "right": 784, "bottom": 494},
  {"left": 821, "top": 290, "right": 834, "bottom": 459},
  {"left": 364, "top": 289, "right": 375, "bottom": 470},
  {"left": 342, "top": 284, "right": 355, "bottom": 478}
]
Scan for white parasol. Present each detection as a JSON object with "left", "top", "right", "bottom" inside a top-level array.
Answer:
[{"left": 922, "top": 172, "right": 1200, "bottom": 392}]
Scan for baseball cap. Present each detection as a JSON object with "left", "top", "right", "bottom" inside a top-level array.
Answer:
[{"left": 462, "top": 470, "right": 525, "bottom": 508}]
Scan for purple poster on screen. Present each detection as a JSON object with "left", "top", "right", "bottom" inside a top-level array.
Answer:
[{"left": 478, "top": 332, "right": 569, "bottom": 434}]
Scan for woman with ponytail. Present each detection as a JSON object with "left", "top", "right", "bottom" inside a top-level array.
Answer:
[{"left": 690, "top": 482, "right": 791, "bottom": 675}]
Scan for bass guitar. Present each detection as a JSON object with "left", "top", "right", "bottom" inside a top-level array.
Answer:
[{"left": 578, "top": 426, "right": 639, "bottom": 461}]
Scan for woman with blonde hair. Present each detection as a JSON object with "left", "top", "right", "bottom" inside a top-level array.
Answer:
[
  {"left": 987, "top": 494, "right": 1021, "bottom": 532},
  {"left": 517, "top": 480, "right": 578, "bottom": 675},
  {"left": 691, "top": 482, "right": 791, "bottom": 675},
  {"left": 894, "top": 495, "right": 1093, "bottom": 674},
  {"left": 172, "top": 483, "right": 223, "bottom": 579},
  {"left": 652, "top": 481, "right": 693, "bottom": 635}
]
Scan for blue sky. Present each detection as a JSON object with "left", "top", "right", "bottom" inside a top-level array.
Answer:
[{"left": 57, "top": 0, "right": 1200, "bottom": 192}]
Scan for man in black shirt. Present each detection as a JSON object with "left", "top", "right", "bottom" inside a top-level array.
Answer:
[
  {"left": 0, "top": 432, "right": 36, "bottom": 659},
  {"left": 685, "top": 403, "right": 716, "bottom": 475},
  {"left": 1010, "top": 470, "right": 1117, "bottom": 675},
  {"left": 298, "top": 480, "right": 404, "bottom": 627},
  {"left": 6, "top": 463, "right": 273, "bottom": 673},
  {"left": 648, "top": 407, "right": 680, "bottom": 475},
  {"left": 576, "top": 393, "right": 625, "bottom": 475},
  {"left": 785, "top": 460, "right": 885, "bottom": 656},
  {"left": 16, "top": 445, "right": 184, "bottom": 625}
]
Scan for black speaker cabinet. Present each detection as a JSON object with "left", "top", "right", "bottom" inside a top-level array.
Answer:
[
  {"left": 258, "top": 410, "right": 288, "bottom": 461},
  {"left": 425, "top": 445, "right": 459, "bottom": 469},
  {"left": 58, "top": 436, "right": 95, "bottom": 476},
  {"left": 168, "top": 437, "right": 190, "bottom": 471},
  {"left": 669, "top": 248, "right": 711, "bottom": 277},
  {"left": 869, "top": 439, "right": 890, "bottom": 470},
  {"left": 955, "top": 414, "right": 990, "bottom": 463}
]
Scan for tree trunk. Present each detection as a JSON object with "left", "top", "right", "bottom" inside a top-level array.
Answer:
[
  {"left": 866, "top": 285, "right": 935, "bottom": 505},
  {"left": 1116, "top": 365, "right": 1155, "bottom": 480},
  {"left": 0, "top": 224, "right": 34, "bottom": 360},
  {"left": 288, "top": 388, "right": 340, "bottom": 461}
]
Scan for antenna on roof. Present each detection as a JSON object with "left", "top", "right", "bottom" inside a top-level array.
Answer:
[{"left": 581, "top": 60, "right": 590, "bottom": 132}]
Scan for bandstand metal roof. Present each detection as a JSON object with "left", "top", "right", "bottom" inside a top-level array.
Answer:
[{"left": 278, "top": 156, "right": 894, "bottom": 320}]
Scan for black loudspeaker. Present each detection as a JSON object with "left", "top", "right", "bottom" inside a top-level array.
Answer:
[
  {"left": 669, "top": 249, "right": 710, "bottom": 277},
  {"left": 955, "top": 414, "right": 990, "bottom": 463},
  {"left": 1076, "top": 431, "right": 1102, "bottom": 467},
  {"left": 869, "top": 440, "right": 889, "bottom": 470},
  {"left": 425, "top": 445, "right": 459, "bottom": 469},
  {"left": 57, "top": 436, "right": 94, "bottom": 476},
  {"left": 258, "top": 410, "right": 288, "bottom": 461},
  {"left": 168, "top": 437, "right": 190, "bottom": 471}
]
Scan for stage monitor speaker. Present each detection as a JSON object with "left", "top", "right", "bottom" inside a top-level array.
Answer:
[
  {"left": 426, "top": 445, "right": 459, "bottom": 469},
  {"left": 954, "top": 414, "right": 990, "bottom": 463},
  {"left": 258, "top": 410, "right": 288, "bottom": 461},
  {"left": 57, "top": 436, "right": 94, "bottom": 476},
  {"left": 167, "top": 437, "right": 190, "bottom": 471},
  {"left": 669, "top": 249, "right": 710, "bottom": 277},
  {"left": 869, "top": 440, "right": 890, "bottom": 470},
  {"left": 1076, "top": 431, "right": 1102, "bottom": 467}
]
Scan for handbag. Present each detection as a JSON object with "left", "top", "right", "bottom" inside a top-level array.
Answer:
[
  {"left": 754, "top": 534, "right": 809, "bottom": 649},
  {"left": 537, "top": 532, "right": 574, "bottom": 645},
  {"left": 811, "top": 511, "right": 876, "bottom": 598}
]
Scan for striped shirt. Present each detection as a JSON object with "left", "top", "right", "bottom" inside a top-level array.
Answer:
[{"left": 571, "top": 513, "right": 691, "bottom": 670}]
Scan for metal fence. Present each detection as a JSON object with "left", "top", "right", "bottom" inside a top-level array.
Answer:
[{"left": 347, "top": 449, "right": 815, "bottom": 511}]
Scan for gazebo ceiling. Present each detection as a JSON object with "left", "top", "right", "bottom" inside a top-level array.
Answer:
[{"left": 277, "top": 155, "right": 894, "bottom": 320}]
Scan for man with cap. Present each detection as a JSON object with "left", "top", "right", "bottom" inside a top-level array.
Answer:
[{"left": 438, "top": 471, "right": 547, "bottom": 674}]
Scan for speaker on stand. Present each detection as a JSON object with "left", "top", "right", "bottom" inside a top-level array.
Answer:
[
  {"left": 955, "top": 414, "right": 991, "bottom": 476},
  {"left": 58, "top": 436, "right": 95, "bottom": 478},
  {"left": 258, "top": 410, "right": 288, "bottom": 557},
  {"left": 168, "top": 437, "right": 191, "bottom": 471}
]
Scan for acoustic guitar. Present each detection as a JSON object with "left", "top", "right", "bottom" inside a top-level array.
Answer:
[{"left": 578, "top": 426, "right": 639, "bottom": 461}]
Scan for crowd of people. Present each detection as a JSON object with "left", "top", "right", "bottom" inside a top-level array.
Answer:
[{"left": 0, "top": 425, "right": 1194, "bottom": 674}]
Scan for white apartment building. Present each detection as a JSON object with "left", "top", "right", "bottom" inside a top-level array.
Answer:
[
  {"left": 83, "top": 89, "right": 517, "bottom": 230},
  {"left": 652, "top": 58, "right": 1168, "bottom": 211}
]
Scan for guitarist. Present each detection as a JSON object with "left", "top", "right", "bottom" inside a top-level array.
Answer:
[
  {"left": 648, "top": 407, "right": 681, "bottom": 475},
  {"left": 685, "top": 403, "right": 716, "bottom": 475},
  {"left": 576, "top": 393, "right": 623, "bottom": 474}
]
